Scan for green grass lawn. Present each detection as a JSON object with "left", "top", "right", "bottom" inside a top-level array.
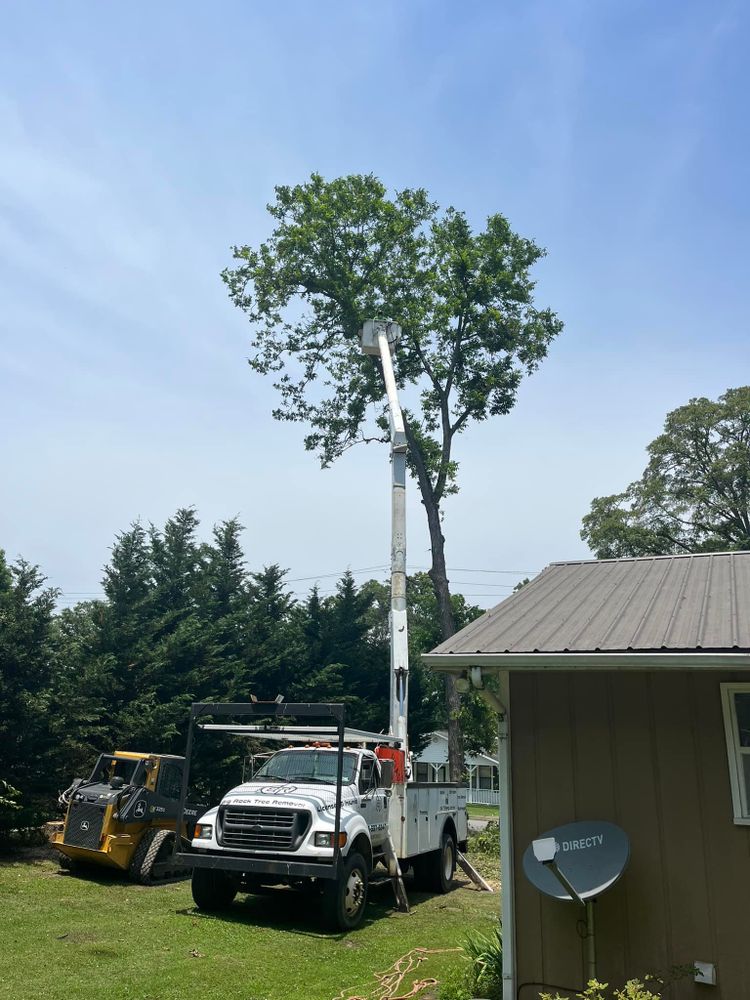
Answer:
[
  {"left": 0, "top": 854, "right": 499, "bottom": 1000},
  {"left": 466, "top": 803, "right": 499, "bottom": 820}
]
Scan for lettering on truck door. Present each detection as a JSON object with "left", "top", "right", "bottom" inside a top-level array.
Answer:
[{"left": 359, "top": 756, "right": 388, "bottom": 847}]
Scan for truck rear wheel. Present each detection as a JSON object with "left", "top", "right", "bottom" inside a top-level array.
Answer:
[
  {"left": 412, "top": 828, "right": 456, "bottom": 894},
  {"left": 191, "top": 868, "right": 237, "bottom": 911},
  {"left": 323, "top": 852, "right": 368, "bottom": 931}
]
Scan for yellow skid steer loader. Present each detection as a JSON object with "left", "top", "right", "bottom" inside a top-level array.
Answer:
[{"left": 49, "top": 751, "right": 201, "bottom": 884}]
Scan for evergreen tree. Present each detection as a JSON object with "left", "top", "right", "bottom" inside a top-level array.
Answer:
[
  {"left": 246, "top": 565, "right": 304, "bottom": 701},
  {"left": 49, "top": 601, "right": 118, "bottom": 779},
  {"left": 0, "top": 552, "right": 58, "bottom": 829},
  {"left": 194, "top": 518, "right": 254, "bottom": 702},
  {"left": 316, "top": 573, "right": 390, "bottom": 732}
]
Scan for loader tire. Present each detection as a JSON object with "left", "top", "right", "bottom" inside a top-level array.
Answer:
[
  {"left": 128, "top": 828, "right": 174, "bottom": 885},
  {"left": 57, "top": 853, "right": 78, "bottom": 873}
]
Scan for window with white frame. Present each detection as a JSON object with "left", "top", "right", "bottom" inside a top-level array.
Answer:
[{"left": 721, "top": 683, "right": 750, "bottom": 823}]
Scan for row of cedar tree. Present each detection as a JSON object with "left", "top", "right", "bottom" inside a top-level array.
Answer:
[{"left": 0, "top": 508, "right": 493, "bottom": 833}]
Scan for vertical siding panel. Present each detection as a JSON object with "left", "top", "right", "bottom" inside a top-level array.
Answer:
[
  {"left": 534, "top": 674, "right": 581, "bottom": 992},
  {"left": 650, "top": 671, "right": 714, "bottom": 990},
  {"left": 687, "top": 672, "right": 719, "bottom": 994},
  {"left": 570, "top": 673, "right": 616, "bottom": 816},
  {"left": 609, "top": 673, "right": 671, "bottom": 976},
  {"left": 569, "top": 673, "right": 628, "bottom": 985},
  {"left": 689, "top": 673, "right": 750, "bottom": 997},
  {"left": 510, "top": 672, "right": 545, "bottom": 995}
]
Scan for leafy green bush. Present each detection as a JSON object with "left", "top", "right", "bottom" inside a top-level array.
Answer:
[
  {"left": 540, "top": 980, "right": 663, "bottom": 1000},
  {"left": 469, "top": 819, "right": 499, "bottom": 855},
  {"left": 540, "top": 968, "right": 696, "bottom": 1000}
]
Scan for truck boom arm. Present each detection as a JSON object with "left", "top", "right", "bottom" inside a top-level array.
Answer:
[{"left": 360, "top": 320, "right": 409, "bottom": 755}]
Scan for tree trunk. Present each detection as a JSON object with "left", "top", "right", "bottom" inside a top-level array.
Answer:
[
  {"left": 403, "top": 421, "right": 465, "bottom": 782},
  {"left": 426, "top": 509, "right": 465, "bottom": 783}
]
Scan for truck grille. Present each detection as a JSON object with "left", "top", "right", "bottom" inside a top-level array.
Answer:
[
  {"left": 64, "top": 800, "right": 106, "bottom": 850},
  {"left": 219, "top": 806, "right": 310, "bottom": 852}
]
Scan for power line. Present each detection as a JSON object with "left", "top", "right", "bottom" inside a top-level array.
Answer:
[
  {"left": 285, "top": 564, "right": 388, "bottom": 583},
  {"left": 56, "top": 565, "right": 536, "bottom": 598},
  {"left": 411, "top": 565, "right": 536, "bottom": 575}
]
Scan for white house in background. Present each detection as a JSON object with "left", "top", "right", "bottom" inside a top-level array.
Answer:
[{"left": 413, "top": 730, "right": 500, "bottom": 805}]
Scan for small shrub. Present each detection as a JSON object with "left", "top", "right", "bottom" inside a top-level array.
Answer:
[
  {"left": 438, "top": 924, "right": 503, "bottom": 1000},
  {"left": 541, "top": 980, "right": 660, "bottom": 1000},
  {"left": 469, "top": 820, "right": 499, "bottom": 856},
  {"left": 540, "top": 968, "right": 696, "bottom": 1000},
  {"left": 465, "top": 925, "right": 503, "bottom": 998}
]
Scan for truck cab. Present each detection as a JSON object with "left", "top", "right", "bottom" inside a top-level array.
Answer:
[{"left": 192, "top": 746, "right": 389, "bottom": 866}]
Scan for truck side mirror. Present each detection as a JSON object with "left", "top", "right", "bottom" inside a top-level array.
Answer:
[{"left": 379, "top": 759, "right": 394, "bottom": 789}]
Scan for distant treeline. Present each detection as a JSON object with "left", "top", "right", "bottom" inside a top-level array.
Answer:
[{"left": 0, "top": 508, "right": 491, "bottom": 832}]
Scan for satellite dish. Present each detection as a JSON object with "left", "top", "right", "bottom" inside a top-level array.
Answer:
[{"left": 522, "top": 820, "right": 630, "bottom": 902}]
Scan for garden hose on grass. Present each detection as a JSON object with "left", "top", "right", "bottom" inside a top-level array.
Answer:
[{"left": 333, "top": 947, "right": 464, "bottom": 1000}]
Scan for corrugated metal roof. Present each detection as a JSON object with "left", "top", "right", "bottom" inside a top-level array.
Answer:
[{"left": 431, "top": 551, "right": 750, "bottom": 655}]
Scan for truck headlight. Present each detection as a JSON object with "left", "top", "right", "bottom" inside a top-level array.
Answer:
[
  {"left": 194, "top": 824, "right": 213, "bottom": 840},
  {"left": 314, "top": 832, "right": 347, "bottom": 848}
]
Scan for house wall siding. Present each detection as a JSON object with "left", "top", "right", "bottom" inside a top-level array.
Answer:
[{"left": 511, "top": 670, "right": 750, "bottom": 999}]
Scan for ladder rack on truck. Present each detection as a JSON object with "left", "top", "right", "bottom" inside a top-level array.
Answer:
[{"left": 176, "top": 702, "right": 355, "bottom": 883}]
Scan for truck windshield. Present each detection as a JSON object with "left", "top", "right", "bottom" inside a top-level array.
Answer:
[{"left": 254, "top": 750, "right": 358, "bottom": 786}]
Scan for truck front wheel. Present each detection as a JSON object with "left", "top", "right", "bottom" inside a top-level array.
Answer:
[
  {"left": 191, "top": 868, "right": 237, "bottom": 911},
  {"left": 323, "top": 852, "right": 368, "bottom": 931}
]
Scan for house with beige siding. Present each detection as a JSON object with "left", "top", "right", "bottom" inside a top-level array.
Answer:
[{"left": 424, "top": 551, "right": 750, "bottom": 1000}]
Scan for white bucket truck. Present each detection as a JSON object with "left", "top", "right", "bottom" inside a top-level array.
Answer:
[{"left": 175, "top": 321, "right": 469, "bottom": 929}]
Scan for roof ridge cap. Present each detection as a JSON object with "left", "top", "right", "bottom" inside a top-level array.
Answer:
[{"left": 548, "top": 550, "right": 747, "bottom": 567}]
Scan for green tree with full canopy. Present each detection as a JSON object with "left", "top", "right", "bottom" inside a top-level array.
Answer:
[
  {"left": 581, "top": 387, "right": 750, "bottom": 558},
  {"left": 223, "top": 173, "right": 562, "bottom": 779}
]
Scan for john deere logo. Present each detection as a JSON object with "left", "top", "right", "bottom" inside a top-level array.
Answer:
[
  {"left": 134, "top": 801, "right": 147, "bottom": 819},
  {"left": 80, "top": 820, "right": 90, "bottom": 831}
]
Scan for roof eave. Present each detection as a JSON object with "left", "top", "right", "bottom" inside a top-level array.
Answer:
[{"left": 423, "top": 651, "right": 750, "bottom": 672}]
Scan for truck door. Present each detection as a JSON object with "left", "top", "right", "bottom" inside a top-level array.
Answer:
[{"left": 358, "top": 756, "right": 388, "bottom": 849}]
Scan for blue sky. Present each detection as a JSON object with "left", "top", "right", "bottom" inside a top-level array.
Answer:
[{"left": 1, "top": 1, "right": 747, "bottom": 609}]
